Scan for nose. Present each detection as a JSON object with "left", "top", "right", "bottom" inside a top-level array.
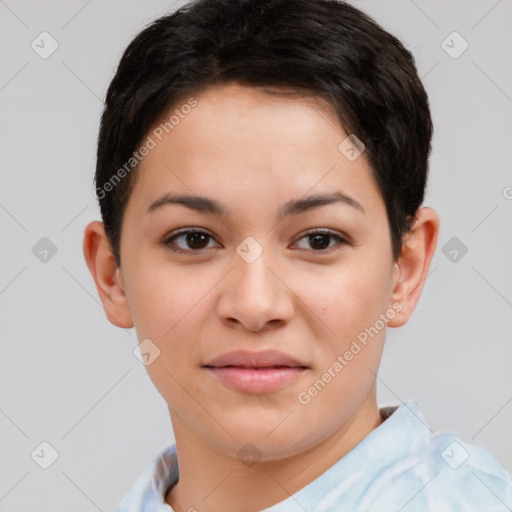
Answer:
[{"left": 217, "top": 250, "right": 295, "bottom": 333}]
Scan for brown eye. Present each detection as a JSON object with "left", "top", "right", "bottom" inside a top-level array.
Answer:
[
  {"left": 294, "top": 230, "right": 348, "bottom": 251},
  {"left": 163, "top": 229, "right": 218, "bottom": 253}
]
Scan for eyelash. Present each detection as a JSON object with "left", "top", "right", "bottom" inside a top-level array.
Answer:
[{"left": 161, "top": 228, "right": 348, "bottom": 255}]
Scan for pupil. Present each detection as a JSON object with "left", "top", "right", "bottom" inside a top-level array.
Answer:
[
  {"left": 187, "top": 232, "right": 208, "bottom": 249},
  {"left": 310, "top": 234, "right": 330, "bottom": 250},
  {"left": 183, "top": 233, "right": 332, "bottom": 250}
]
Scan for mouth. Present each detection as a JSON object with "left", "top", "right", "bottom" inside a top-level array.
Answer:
[{"left": 203, "top": 349, "right": 309, "bottom": 394}]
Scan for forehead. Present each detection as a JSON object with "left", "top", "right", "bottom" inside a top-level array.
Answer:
[{"left": 129, "top": 83, "right": 384, "bottom": 221}]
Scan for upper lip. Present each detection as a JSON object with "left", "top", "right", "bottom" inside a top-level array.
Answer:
[{"left": 203, "top": 349, "right": 307, "bottom": 368}]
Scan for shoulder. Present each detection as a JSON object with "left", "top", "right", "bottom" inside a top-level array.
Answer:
[
  {"left": 111, "top": 445, "right": 177, "bottom": 512},
  {"left": 368, "top": 430, "right": 512, "bottom": 511}
]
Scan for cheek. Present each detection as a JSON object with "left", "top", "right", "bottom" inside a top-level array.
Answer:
[
  {"left": 293, "top": 268, "right": 389, "bottom": 438},
  {"left": 126, "top": 257, "right": 204, "bottom": 336},
  {"left": 124, "top": 257, "right": 213, "bottom": 381},
  {"left": 301, "top": 258, "right": 392, "bottom": 340}
]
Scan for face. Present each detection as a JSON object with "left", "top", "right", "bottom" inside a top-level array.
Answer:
[{"left": 115, "top": 83, "right": 401, "bottom": 460}]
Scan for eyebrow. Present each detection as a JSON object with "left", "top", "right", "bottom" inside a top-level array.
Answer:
[{"left": 146, "top": 191, "right": 365, "bottom": 218}]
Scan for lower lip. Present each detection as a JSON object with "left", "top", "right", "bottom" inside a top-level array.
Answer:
[{"left": 206, "top": 366, "right": 307, "bottom": 393}]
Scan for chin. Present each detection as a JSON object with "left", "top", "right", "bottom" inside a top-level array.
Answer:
[{"left": 210, "top": 414, "right": 320, "bottom": 457}]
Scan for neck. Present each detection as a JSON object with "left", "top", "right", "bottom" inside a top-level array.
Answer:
[{"left": 166, "top": 391, "right": 383, "bottom": 512}]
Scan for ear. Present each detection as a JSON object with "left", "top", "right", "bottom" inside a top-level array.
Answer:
[
  {"left": 387, "top": 207, "right": 439, "bottom": 328},
  {"left": 83, "top": 221, "right": 134, "bottom": 329}
]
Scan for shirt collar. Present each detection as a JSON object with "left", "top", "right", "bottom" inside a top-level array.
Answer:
[
  {"left": 265, "top": 401, "right": 433, "bottom": 511},
  {"left": 134, "top": 401, "right": 431, "bottom": 511}
]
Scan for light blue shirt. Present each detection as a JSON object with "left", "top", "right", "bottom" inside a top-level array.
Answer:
[{"left": 112, "top": 401, "right": 512, "bottom": 511}]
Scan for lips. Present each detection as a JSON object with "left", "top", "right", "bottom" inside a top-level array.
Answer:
[
  {"left": 204, "top": 349, "right": 306, "bottom": 369},
  {"left": 203, "top": 349, "right": 308, "bottom": 394}
]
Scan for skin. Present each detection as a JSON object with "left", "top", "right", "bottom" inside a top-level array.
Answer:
[{"left": 83, "top": 82, "right": 439, "bottom": 512}]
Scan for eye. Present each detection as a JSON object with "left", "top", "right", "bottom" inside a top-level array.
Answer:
[
  {"left": 161, "top": 228, "right": 348, "bottom": 254},
  {"left": 162, "top": 229, "right": 219, "bottom": 254},
  {"left": 293, "top": 229, "right": 348, "bottom": 251}
]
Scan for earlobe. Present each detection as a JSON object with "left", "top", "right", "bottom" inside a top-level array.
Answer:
[
  {"left": 83, "top": 221, "right": 134, "bottom": 329},
  {"left": 387, "top": 207, "right": 439, "bottom": 328}
]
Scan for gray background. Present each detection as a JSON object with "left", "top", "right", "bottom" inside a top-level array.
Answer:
[{"left": 1, "top": 0, "right": 511, "bottom": 510}]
